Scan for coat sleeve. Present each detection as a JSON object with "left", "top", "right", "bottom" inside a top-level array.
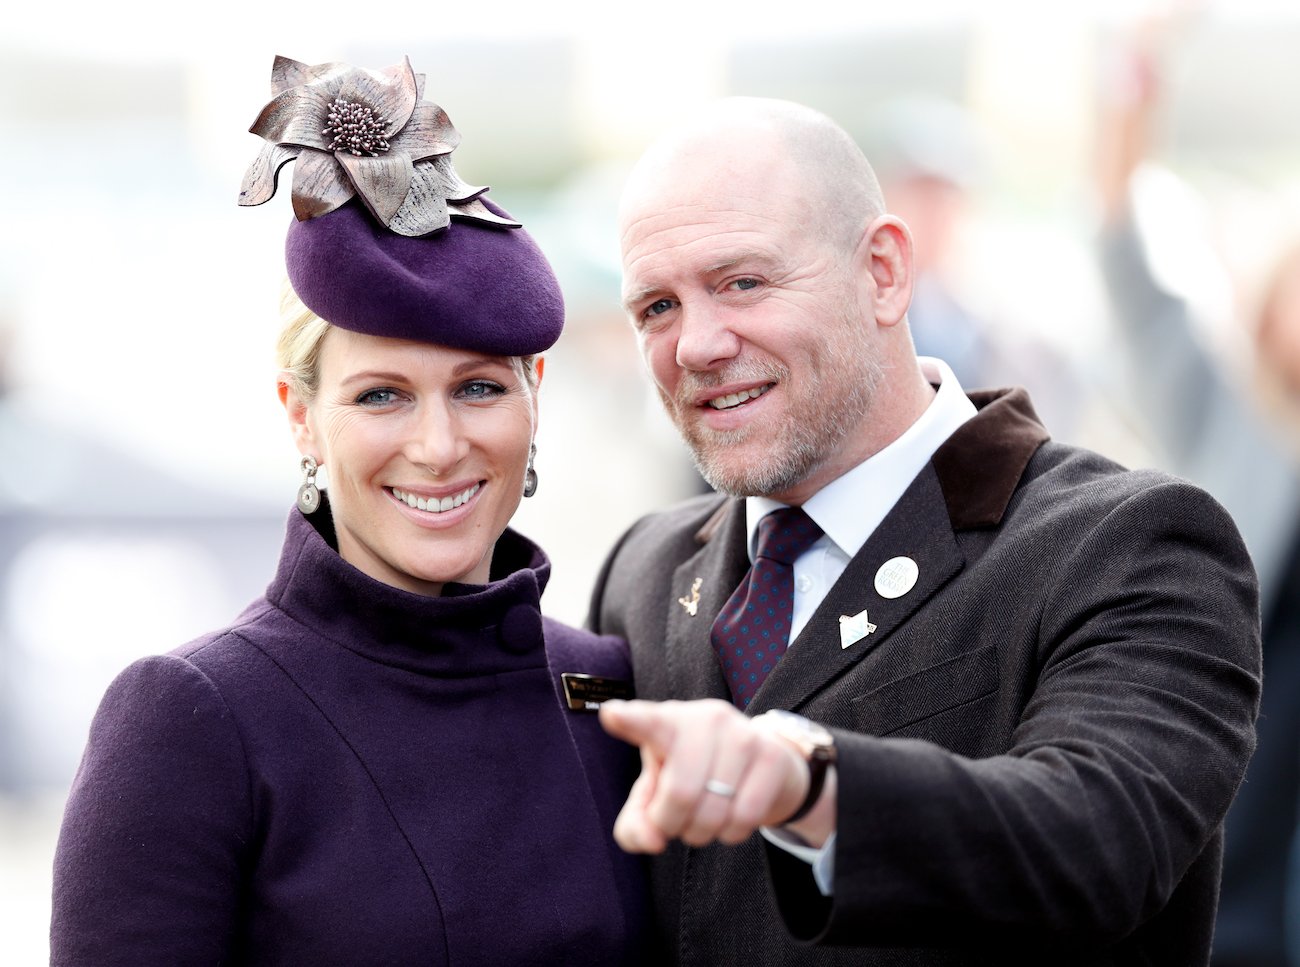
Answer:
[
  {"left": 50, "top": 653, "right": 253, "bottom": 966},
  {"left": 1097, "top": 211, "right": 1231, "bottom": 464},
  {"left": 771, "top": 478, "right": 1261, "bottom": 951},
  {"left": 1098, "top": 212, "right": 1298, "bottom": 584}
]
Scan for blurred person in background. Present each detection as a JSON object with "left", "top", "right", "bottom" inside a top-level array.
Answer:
[
  {"left": 1095, "top": 27, "right": 1300, "bottom": 967},
  {"left": 591, "top": 95, "right": 1260, "bottom": 966},
  {"left": 866, "top": 96, "right": 1088, "bottom": 440},
  {"left": 48, "top": 54, "right": 649, "bottom": 966}
]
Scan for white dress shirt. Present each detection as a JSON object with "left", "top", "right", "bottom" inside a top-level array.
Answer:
[
  {"left": 754, "top": 358, "right": 976, "bottom": 891},
  {"left": 746, "top": 357, "right": 976, "bottom": 642}
]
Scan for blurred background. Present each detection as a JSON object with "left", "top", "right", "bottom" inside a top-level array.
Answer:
[{"left": 5, "top": 0, "right": 1300, "bottom": 963}]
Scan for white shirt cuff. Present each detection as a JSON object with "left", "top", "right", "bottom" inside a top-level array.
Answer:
[{"left": 759, "top": 827, "right": 837, "bottom": 896}]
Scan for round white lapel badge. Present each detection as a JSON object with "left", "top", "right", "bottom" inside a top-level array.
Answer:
[{"left": 874, "top": 556, "right": 919, "bottom": 599}]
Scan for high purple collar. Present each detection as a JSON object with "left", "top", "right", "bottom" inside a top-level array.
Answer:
[{"left": 261, "top": 501, "right": 553, "bottom": 678}]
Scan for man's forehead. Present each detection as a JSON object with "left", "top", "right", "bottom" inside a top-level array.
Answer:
[
  {"left": 619, "top": 233, "right": 785, "bottom": 308},
  {"left": 618, "top": 173, "right": 800, "bottom": 266}
]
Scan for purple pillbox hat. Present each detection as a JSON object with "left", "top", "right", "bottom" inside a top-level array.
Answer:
[
  {"left": 285, "top": 200, "right": 565, "bottom": 355},
  {"left": 239, "top": 54, "right": 564, "bottom": 355}
]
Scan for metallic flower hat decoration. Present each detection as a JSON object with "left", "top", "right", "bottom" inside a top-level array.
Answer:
[
  {"left": 238, "top": 54, "right": 519, "bottom": 236},
  {"left": 238, "top": 54, "right": 565, "bottom": 355}
]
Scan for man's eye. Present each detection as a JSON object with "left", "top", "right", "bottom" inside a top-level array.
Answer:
[
  {"left": 731, "top": 278, "right": 760, "bottom": 291},
  {"left": 645, "top": 299, "right": 676, "bottom": 318}
]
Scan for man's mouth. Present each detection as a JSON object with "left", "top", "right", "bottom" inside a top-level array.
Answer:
[
  {"left": 707, "top": 383, "right": 774, "bottom": 410},
  {"left": 390, "top": 483, "right": 481, "bottom": 514}
]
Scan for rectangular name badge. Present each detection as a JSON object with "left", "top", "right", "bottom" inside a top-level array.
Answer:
[{"left": 561, "top": 673, "right": 634, "bottom": 712}]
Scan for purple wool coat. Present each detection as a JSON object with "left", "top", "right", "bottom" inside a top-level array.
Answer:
[{"left": 51, "top": 507, "right": 651, "bottom": 966}]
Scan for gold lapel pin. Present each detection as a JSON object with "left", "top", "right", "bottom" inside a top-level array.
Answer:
[{"left": 678, "top": 577, "right": 703, "bottom": 616}]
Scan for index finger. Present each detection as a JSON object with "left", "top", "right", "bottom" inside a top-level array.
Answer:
[{"left": 598, "top": 699, "right": 682, "bottom": 754}]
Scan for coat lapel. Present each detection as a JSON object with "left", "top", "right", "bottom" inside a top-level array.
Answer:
[
  {"left": 749, "top": 465, "right": 965, "bottom": 715},
  {"left": 662, "top": 500, "right": 749, "bottom": 702}
]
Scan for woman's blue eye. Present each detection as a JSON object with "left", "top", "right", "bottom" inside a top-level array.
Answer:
[
  {"left": 460, "top": 380, "right": 505, "bottom": 399},
  {"left": 356, "top": 388, "right": 398, "bottom": 406}
]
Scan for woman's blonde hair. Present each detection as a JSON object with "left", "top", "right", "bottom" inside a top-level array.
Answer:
[
  {"left": 276, "top": 280, "right": 539, "bottom": 404},
  {"left": 276, "top": 281, "right": 333, "bottom": 404}
]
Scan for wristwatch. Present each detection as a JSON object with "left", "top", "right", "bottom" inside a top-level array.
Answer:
[{"left": 756, "top": 709, "right": 837, "bottom": 824}]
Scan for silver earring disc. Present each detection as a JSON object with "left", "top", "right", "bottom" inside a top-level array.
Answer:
[{"left": 298, "top": 483, "right": 321, "bottom": 514}]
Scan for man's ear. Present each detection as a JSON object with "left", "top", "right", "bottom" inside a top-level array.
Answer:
[
  {"left": 278, "top": 375, "right": 317, "bottom": 457},
  {"left": 859, "top": 215, "right": 914, "bottom": 329}
]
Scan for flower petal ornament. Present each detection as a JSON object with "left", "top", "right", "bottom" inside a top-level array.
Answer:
[{"left": 238, "top": 55, "right": 519, "bottom": 236}]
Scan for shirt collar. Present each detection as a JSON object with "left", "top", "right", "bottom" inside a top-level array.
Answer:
[{"left": 745, "top": 357, "right": 977, "bottom": 560}]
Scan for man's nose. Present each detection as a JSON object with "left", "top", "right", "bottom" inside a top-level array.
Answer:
[{"left": 674, "top": 302, "right": 742, "bottom": 372}]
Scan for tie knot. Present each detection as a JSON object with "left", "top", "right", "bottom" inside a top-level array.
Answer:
[{"left": 754, "top": 507, "right": 823, "bottom": 566}]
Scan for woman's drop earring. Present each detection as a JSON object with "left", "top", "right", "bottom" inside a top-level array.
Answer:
[
  {"left": 298, "top": 455, "right": 321, "bottom": 514},
  {"left": 522, "top": 444, "right": 538, "bottom": 498}
]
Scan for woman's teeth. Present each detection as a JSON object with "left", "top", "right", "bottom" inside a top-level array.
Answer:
[
  {"left": 392, "top": 483, "right": 480, "bottom": 513},
  {"left": 709, "top": 384, "right": 772, "bottom": 410}
]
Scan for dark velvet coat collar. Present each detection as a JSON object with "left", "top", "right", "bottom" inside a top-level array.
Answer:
[{"left": 930, "top": 388, "right": 1051, "bottom": 529}]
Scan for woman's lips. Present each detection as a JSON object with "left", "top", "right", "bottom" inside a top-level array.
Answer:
[{"left": 390, "top": 482, "right": 481, "bottom": 514}]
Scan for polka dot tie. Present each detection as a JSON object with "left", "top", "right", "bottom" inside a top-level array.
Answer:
[{"left": 711, "top": 507, "right": 824, "bottom": 709}]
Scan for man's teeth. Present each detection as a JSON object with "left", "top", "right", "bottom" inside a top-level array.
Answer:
[
  {"left": 392, "top": 483, "right": 480, "bottom": 513},
  {"left": 708, "top": 384, "right": 772, "bottom": 410}
]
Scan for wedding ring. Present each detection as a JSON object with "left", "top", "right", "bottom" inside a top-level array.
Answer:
[{"left": 704, "top": 779, "right": 736, "bottom": 798}]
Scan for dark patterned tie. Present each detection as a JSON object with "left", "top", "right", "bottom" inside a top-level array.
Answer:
[{"left": 711, "top": 507, "right": 824, "bottom": 708}]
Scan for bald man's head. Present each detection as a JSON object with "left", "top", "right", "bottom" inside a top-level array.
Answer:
[
  {"left": 616, "top": 97, "right": 928, "bottom": 501},
  {"left": 619, "top": 97, "right": 887, "bottom": 254}
]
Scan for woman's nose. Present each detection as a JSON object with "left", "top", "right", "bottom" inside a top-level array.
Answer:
[{"left": 403, "top": 400, "right": 469, "bottom": 473}]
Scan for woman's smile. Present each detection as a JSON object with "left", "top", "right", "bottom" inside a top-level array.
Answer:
[{"left": 388, "top": 482, "right": 483, "bottom": 517}]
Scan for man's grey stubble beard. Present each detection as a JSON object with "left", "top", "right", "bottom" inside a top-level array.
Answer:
[{"left": 668, "top": 340, "right": 883, "bottom": 498}]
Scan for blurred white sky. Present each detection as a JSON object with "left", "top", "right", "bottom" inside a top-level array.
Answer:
[{"left": 12, "top": 0, "right": 1146, "bottom": 53}]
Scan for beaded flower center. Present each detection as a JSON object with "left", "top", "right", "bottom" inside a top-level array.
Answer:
[{"left": 323, "top": 98, "right": 391, "bottom": 156}]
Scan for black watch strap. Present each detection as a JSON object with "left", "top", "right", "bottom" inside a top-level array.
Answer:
[{"left": 783, "top": 751, "right": 830, "bottom": 824}]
